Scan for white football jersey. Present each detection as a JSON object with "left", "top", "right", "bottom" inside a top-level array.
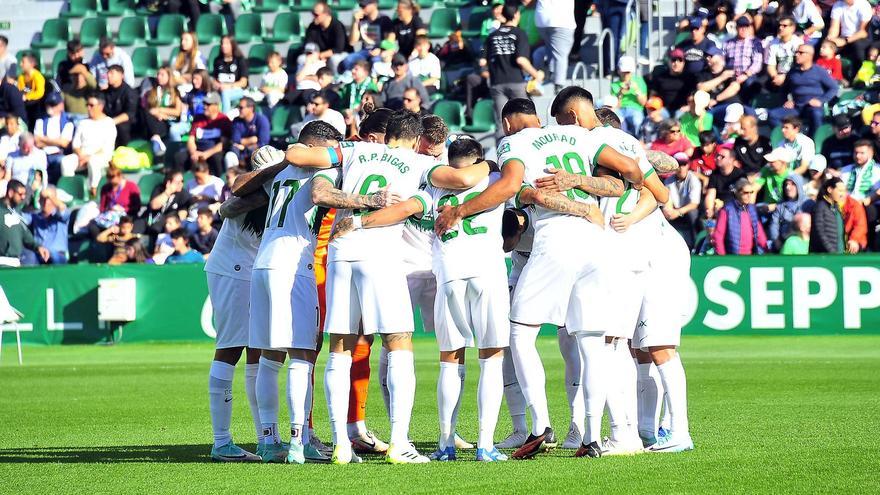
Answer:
[
  {"left": 325, "top": 141, "right": 438, "bottom": 262},
  {"left": 252, "top": 165, "right": 321, "bottom": 275},
  {"left": 204, "top": 214, "right": 262, "bottom": 281},
  {"left": 413, "top": 172, "right": 505, "bottom": 281}
]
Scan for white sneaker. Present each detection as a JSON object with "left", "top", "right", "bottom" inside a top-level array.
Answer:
[
  {"left": 562, "top": 422, "right": 583, "bottom": 449},
  {"left": 647, "top": 432, "right": 694, "bottom": 453},
  {"left": 495, "top": 430, "right": 529, "bottom": 449},
  {"left": 600, "top": 437, "right": 645, "bottom": 456},
  {"left": 386, "top": 443, "right": 430, "bottom": 464},
  {"left": 453, "top": 432, "right": 474, "bottom": 449},
  {"left": 352, "top": 430, "right": 389, "bottom": 454}
]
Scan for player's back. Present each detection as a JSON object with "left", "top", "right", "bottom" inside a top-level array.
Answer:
[
  {"left": 205, "top": 214, "right": 261, "bottom": 280},
  {"left": 588, "top": 125, "right": 657, "bottom": 222}
]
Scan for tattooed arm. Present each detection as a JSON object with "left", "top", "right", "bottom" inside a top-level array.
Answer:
[
  {"left": 519, "top": 187, "right": 605, "bottom": 228},
  {"left": 330, "top": 198, "right": 425, "bottom": 241},
  {"left": 535, "top": 166, "right": 625, "bottom": 197},
  {"left": 610, "top": 187, "right": 658, "bottom": 233},
  {"left": 645, "top": 150, "right": 678, "bottom": 174},
  {"left": 311, "top": 177, "right": 401, "bottom": 209}
]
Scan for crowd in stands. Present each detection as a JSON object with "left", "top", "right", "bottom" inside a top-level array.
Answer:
[{"left": 2, "top": 0, "right": 880, "bottom": 266}]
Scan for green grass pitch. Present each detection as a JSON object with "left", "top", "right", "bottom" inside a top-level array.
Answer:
[{"left": 1, "top": 335, "right": 879, "bottom": 494}]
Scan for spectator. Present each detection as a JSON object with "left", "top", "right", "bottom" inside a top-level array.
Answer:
[
  {"left": 698, "top": 45, "right": 745, "bottom": 126},
  {"left": 298, "top": 43, "right": 330, "bottom": 89},
  {"left": 343, "top": 0, "right": 394, "bottom": 72},
  {"left": 228, "top": 97, "right": 270, "bottom": 168},
  {"left": 534, "top": 0, "right": 576, "bottom": 93},
  {"left": 778, "top": 115, "right": 816, "bottom": 175},
  {"left": 370, "top": 40, "right": 397, "bottom": 83},
  {"left": 438, "top": 27, "right": 475, "bottom": 69},
  {"left": 780, "top": 212, "right": 811, "bottom": 254},
  {"left": 174, "top": 92, "right": 231, "bottom": 176},
  {"left": 765, "top": 16, "right": 803, "bottom": 94},
  {"left": 0, "top": 114, "right": 23, "bottom": 165},
  {"left": 648, "top": 48, "right": 696, "bottom": 116},
  {"left": 89, "top": 37, "right": 135, "bottom": 89},
  {"left": 842, "top": 194, "right": 868, "bottom": 252},
  {"left": 390, "top": 0, "right": 427, "bottom": 58},
  {"left": 823, "top": 114, "right": 859, "bottom": 170},
  {"left": 790, "top": 0, "right": 825, "bottom": 44},
  {"left": 147, "top": 170, "right": 191, "bottom": 236},
  {"left": 298, "top": 91, "right": 347, "bottom": 140},
  {"left": 689, "top": 130, "right": 717, "bottom": 186},
  {"left": 804, "top": 155, "right": 829, "bottom": 200},
  {"left": 680, "top": 91, "right": 713, "bottom": 146},
  {"left": 170, "top": 68, "right": 211, "bottom": 141},
  {"left": 483, "top": 0, "right": 505, "bottom": 37},
  {"left": 678, "top": 15, "right": 716, "bottom": 75},
  {"left": 166, "top": 228, "right": 204, "bottom": 264},
  {"left": 0, "top": 76, "right": 26, "bottom": 122},
  {"left": 401, "top": 87, "right": 425, "bottom": 116},
  {"left": 212, "top": 36, "right": 249, "bottom": 113},
  {"left": 4, "top": 134, "right": 47, "bottom": 193},
  {"left": 770, "top": 44, "right": 837, "bottom": 136},
  {"left": 866, "top": 109, "right": 880, "bottom": 154},
  {"left": 0, "top": 180, "right": 49, "bottom": 266},
  {"left": 408, "top": 36, "right": 441, "bottom": 94},
  {"left": 0, "top": 35, "right": 17, "bottom": 81},
  {"left": 693, "top": 218, "right": 717, "bottom": 255},
  {"left": 816, "top": 40, "right": 843, "bottom": 81},
  {"left": 61, "top": 64, "right": 96, "bottom": 121},
  {"left": 381, "top": 54, "right": 429, "bottom": 110},
  {"left": 17, "top": 53, "right": 46, "bottom": 129},
  {"left": 304, "top": 1, "right": 349, "bottom": 72},
  {"left": 189, "top": 207, "right": 218, "bottom": 256},
  {"left": 102, "top": 64, "right": 138, "bottom": 147},
  {"left": 152, "top": 213, "right": 181, "bottom": 265},
  {"left": 663, "top": 155, "right": 703, "bottom": 248},
  {"left": 30, "top": 186, "right": 70, "bottom": 264},
  {"left": 186, "top": 161, "right": 224, "bottom": 211},
  {"left": 810, "top": 176, "right": 847, "bottom": 253},
  {"left": 838, "top": 140, "right": 880, "bottom": 245},
  {"left": 171, "top": 31, "right": 206, "bottom": 86},
  {"left": 827, "top": 0, "right": 873, "bottom": 67},
  {"left": 260, "top": 51, "right": 288, "bottom": 111},
  {"left": 722, "top": 16, "right": 764, "bottom": 99},
  {"left": 56, "top": 39, "right": 85, "bottom": 88},
  {"left": 611, "top": 56, "right": 648, "bottom": 137},
  {"left": 143, "top": 66, "right": 183, "bottom": 158},
  {"left": 757, "top": 148, "right": 796, "bottom": 206},
  {"left": 720, "top": 103, "right": 745, "bottom": 142},
  {"left": 121, "top": 237, "right": 151, "bottom": 263},
  {"left": 705, "top": 142, "right": 747, "bottom": 218},
  {"left": 639, "top": 96, "right": 665, "bottom": 144},
  {"left": 34, "top": 92, "right": 74, "bottom": 184},
  {"left": 713, "top": 177, "right": 768, "bottom": 255},
  {"left": 769, "top": 174, "right": 807, "bottom": 249},
  {"left": 220, "top": 166, "right": 243, "bottom": 203},
  {"left": 650, "top": 119, "right": 694, "bottom": 158},
  {"left": 96, "top": 215, "right": 137, "bottom": 264},
  {"left": 99, "top": 165, "right": 141, "bottom": 218},
  {"left": 733, "top": 115, "right": 771, "bottom": 175},
  {"left": 597, "top": 0, "right": 629, "bottom": 76},
  {"left": 481, "top": 4, "right": 544, "bottom": 137},
  {"left": 61, "top": 93, "right": 116, "bottom": 197},
  {"left": 338, "top": 59, "right": 378, "bottom": 115}
]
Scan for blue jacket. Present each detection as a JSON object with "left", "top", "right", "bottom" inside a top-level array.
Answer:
[
  {"left": 231, "top": 113, "right": 270, "bottom": 149},
  {"left": 768, "top": 174, "right": 807, "bottom": 249},
  {"left": 784, "top": 65, "right": 837, "bottom": 106}
]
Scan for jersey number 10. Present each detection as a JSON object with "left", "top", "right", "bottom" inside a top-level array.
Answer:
[{"left": 545, "top": 152, "right": 591, "bottom": 201}]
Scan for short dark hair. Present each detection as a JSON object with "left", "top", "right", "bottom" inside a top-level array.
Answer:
[
  {"left": 501, "top": 208, "right": 524, "bottom": 239},
  {"left": 779, "top": 14, "right": 796, "bottom": 25},
  {"left": 822, "top": 176, "right": 843, "bottom": 195},
  {"left": 192, "top": 161, "right": 210, "bottom": 173},
  {"left": 170, "top": 228, "right": 188, "bottom": 241},
  {"left": 119, "top": 215, "right": 133, "bottom": 225},
  {"left": 595, "top": 107, "right": 621, "bottom": 128},
  {"left": 238, "top": 96, "right": 256, "bottom": 109},
  {"left": 299, "top": 120, "right": 343, "bottom": 145},
  {"left": 854, "top": 139, "right": 874, "bottom": 150},
  {"left": 67, "top": 38, "right": 83, "bottom": 54},
  {"left": 501, "top": 3, "right": 518, "bottom": 22},
  {"left": 501, "top": 98, "right": 536, "bottom": 120},
  {"left": 359, "top": 107, "right": 394, "bottom": 137},
  {"left": 352, "top": 59, "right": 372, "bottom": 72},
  {"left": 699, "top": 130, "right": 716, "bottom": 146},
  {"left": 21, "top": 53, "right": 37, "bottom": 65},
  {"left": 421, "top": 115, "right": 449, "bottom": 145},
  {"left": 107, "top": 64, "right": 124, "bottom": 74},
  {"left": 782, "top": 115, "right": 802, "bottom": 129},
  {"left": 99, "top": 37, "right": 115, "bottom": 50},
  {"left": 316, "top": 67, "right": 334, "bottom": 79},
  {"left": 385, "top": 110, "right": 423, "bottom": 142},
  {"left": 550, "top": 86, "right": 594, "bottom": 117},
  {"left": 448, "top": 138, "right": 484, "bottom": 165},
  {"left": 6, "top": 179, "right": 25, "bottom": 193},
  {"left": 4, "top": 113, "right": 18, "bottom": 121},
  {"left": 197, "top": 207, "right": 213, "bottom": 217},
  {"left": 87, "top": 91, "right": 105, "bottom": 105},
  {"left": 0, "top": 35, "right": 7, "bottom": 46}
]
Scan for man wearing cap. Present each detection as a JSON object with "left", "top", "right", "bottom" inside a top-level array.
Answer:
[
  {"left": 705, "top": 142, "right": 747, "bottom": 218},
  {"left": 380, "top": 54, "right": 429, "bottom": 110},
  {"left": 174, "top": 92, "right": 232, "bottom": 177},
  {"left": 304, "top": 1, "right": 349, "bottom": 72},
  {"left": 765, "top": 15, "right": 803, "bottom": 94},
  {"left": 676, "top": 16, "right": 717, "bottom": 75},
  {"left": 733, "top": 115, "right": 771, "bottom": 175},
  {"left": 769, "top": 43, "right": 836, "bottom": 137},
  {"left": 33, "top": 93, "right": 74, "bottom": 185},
  {"left": 757, "top": 147, "right": 797, "bottom": 207},
  {"left": 342, "top": 0, "right": 394, "bottom": 72},
  {"left": 712, "top": 177, "right": 768, "bottom": 255},
  {"left": 648, "top": 48, "right": 696, "bottom": 117},
  {"left": 722, "top": 16, "right": 764, "bottom": 100},
  {"left": 822, "top": 114, "right": 860, "bottom": 170}
]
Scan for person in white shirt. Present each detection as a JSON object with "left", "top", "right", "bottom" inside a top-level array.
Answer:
[
  {"left": 0, "top": 35, "right": 16, "bottom": 81},
  {"left": 534, "top": 0, "right": 576, "bottom": 92},
  {"left": 0, "top": 113, "right": 22, "bottom": 167},
  {"left": 34, "top": 93, "right": 75, "bottom": 184},
  {"left": 407, "top": 36, "right": 441, "bottom": 93},
  {"left": 291, "top": 92, "right": 346, "bottom": 138},
  {"left": 61, "top": 93, "right": 117, "bottom": 197},
  {"left": 766, "top": 16, "right": 803, "bottom": 94},
  {"left": 790, "top": 0, "right": 825, "bottom": 43},
  {"left": 88, "top": 37, "right": 135, "bottom": 89},
  {"left": 4, "top": 133, "right": 47, "bottom": 192},
  {"left": 259, "top": 51, "right": 288, "bottom": 110},
  {"left": 779, "top": 114, "right": 815, "bottom": 176},
  {"left": 827, "top": 0, "right": 873, "bottom": 65},
  {"left": 186, "top": 161, "right": 225, "bottom": 211},
  {"left": 663, "top": 157, "right": 702, "bottom": 248}
]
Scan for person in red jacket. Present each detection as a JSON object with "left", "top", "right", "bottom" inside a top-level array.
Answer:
[{"left": 843, "top": 194, "right": 868, "bottom": 253}]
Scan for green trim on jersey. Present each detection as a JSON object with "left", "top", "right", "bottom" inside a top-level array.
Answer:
[
  {"left": 409, "top": 194, "right": 428, "bottom": 218},
  {"left": 514, "top": 184, "right": 532, "bottom": 208},
  {"left": 313, "top": 173, "right": 336, "bottom": 184},
  {"left": 644, "top": 168, "right": 656, "bottom": 179},
  {"left": 592, "top": 143, "right": 608, "bottom": 167},
  {"left": 425, "top": 164, "right": 443, "bottom": 188},
  {"left": 615, "top": 186, "right": 633, "bottom": 215},
  {"left": 501, "top": 158, "right": 524, "bottom": 169}
]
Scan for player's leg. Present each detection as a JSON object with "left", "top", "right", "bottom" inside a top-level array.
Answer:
[
  {"left": 557, "top": 327, "right": 584, "bottom": 449},
  {"left": 496, "top": 350, "right": 529, "bottom": 448},
  {"left": 348, "top": 333, "right": 388, "bottom": 454},
  {"left": 256, "top": 349, "right": 287, "bottom": 462},
  {"left": 431, "top": 278, "right": 468, "bottom": 461},
  {"left": 647, "top": 345, "right": 692, "bottom": 452},
  {"left": 600, "top": 337, "right": 643, "bottom": 455},
  {"left": 244, "top": 347, "right": 261, "bottom": 443},
  {"left": 634, "top": 348, "right": 664, "bottom": 444}
]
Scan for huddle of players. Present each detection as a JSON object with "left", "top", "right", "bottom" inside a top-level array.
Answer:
[{"left": 202, "top": 85, "right": 694, "bottom": 465}]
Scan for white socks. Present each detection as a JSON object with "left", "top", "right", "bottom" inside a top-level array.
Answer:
[
  {"left": 510, "top": 323, "right": 549, "bottom": 435},
  {"left": 604, "top": 342, "right": 628, "bottom": 442},
  {"left": 324, "top": 352, "right": 352, "bottom": 446},
  {"left": 657, "top": 353, "right": 689, "bottom": 436},
  {"left": 256, "top": 356, "right": 283, "bottom": 445},
  {"left": 244, "top": 362, "right": 261, "bottom": 442},
  {"left": 347, "top": 420, "right": 367, "bottom": 438},
  {"left": 208, "top": 361, "right": 235, "bottom": 449},
  {"left": 637, "top": 361, "right": 663, "bottom": 439},
  {"left": 558, "top": 328, "right": 585, "bottom": 432},
  {"left": 576, "top": 334, "right": 606, "bottom": 445},
  {"left": 437, "top": 362, "right": 461, "bottom": 449},
  {"left": 287, "top": 359, "right": 312, "bottom": 446},
  {"left": 387, "top": 350, "right": 416, "bottom": 446},
  {"left": 379, "top": 346, "right": 391, "bottom": 418},
  {"left": 477, "top": 357, "right": 504, "bottom": 451},
  {"left": 501, "top": 348, "right": 528, "bottom": 433}
]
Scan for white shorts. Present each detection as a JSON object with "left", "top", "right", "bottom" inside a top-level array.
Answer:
[
  {"left": 207, "top": 272, "right": 251, "bottom": 349},
  {"left": 507, "top": 251, "right": 530, "bottom": 292},
  {"left": 434, "top": 272, "right": 510, "bottom": 351},
  {"left": 633, "top": 231, "right": 691, "bottom": 349},
  {"left": 406, "top": 268, "right": 437, "bottom": 333},
  {"left": 248, "top": 269, "right": 319, "bottom": 351},
  {"left": 323, "top": 259, "right": 415, "bottom": 335},
  {"left": 510, "top": 230, "right": 612, "bottom": 335},
  {"left": 583, "top": 267, "right": 645, "bottom": 340}
]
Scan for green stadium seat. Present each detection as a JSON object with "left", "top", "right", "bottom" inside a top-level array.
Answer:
[
  {"left": 147, "top": 14, "right": 187, "bottom": 46},
  {"left": 812, "top": 123, "right": 834, "bottom": 150},
  {"left": 248, "top": 43, "right": 275, "bottom": 75},
  {"left": 378, "top": 0, "right": 396, "bottom": 9},
  {"left": 196, "top": 13, "right": 227, "bottom": 45},
  {"left": 432, "top": 100, "right": 465, "bottom": 132},
  {"left": 837, "top": 88, "right": 864, "bottom": 103},
  {"left": 461, "top": 6, "right": 490, "bottom": 38},
  {"left": 444, "top": 0, "right": 471, "bottom": 7},
  {"left": 116, "top": 16, "right": 149, "bottom": 47},
  {"left": 462, "top": 98, "right": 495, "bottom": 133},
  {"left": 61, "top": 0, "right": 98, "bottom": 18},
  {"left": 270, "top": 104, "right": 294, "bottom": 138},
  {"left": 770, "top": 125, "right": 783, "bottom": 147},
  {"left": 132, "top": 46, "right": 161, "bottom": 77},
  {"left": 751, "top": 92, "right": 785, "bottom": 110},
  {"left": 183, "top": 171, "right": 195, "bottom": 184},
  {"left": 31, "top": 19, "right": 69, "bottom": 49},
  {"left": 79, "top": 18, "right": 109, "bottom": 48},
  {"left": 50, "top": 49, "right": 68, "bottom": 79},
  {"left": 57, "top": 176, "right": 88, "bottom": 204},
  {"left": 100, "top": 0, "right": 136, "bottom": 17},
  {"left": 235, "top": 13, "right": 265, "bottom": 44},
  {"left": 263, "top": 12, "right": 304, "bottom": 43},
  {"left": 251, "top": 0, "right": 284, "bottom": 12},
  {"left": 427, "top": 8, "right": 460, "bottom": 40},
  {"left": 207, "top": 44, "right": 221, "bottom": 68},
  {"left": 289, "top": 0, "right": 317, "bottom": 12}
]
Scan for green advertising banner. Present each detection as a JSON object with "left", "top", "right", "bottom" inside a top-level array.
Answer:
[{"left": 1, "top": 255, "right": 879, "bottom": 346}]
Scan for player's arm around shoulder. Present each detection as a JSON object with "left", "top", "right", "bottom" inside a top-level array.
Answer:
[
  {"left": 610, "top": 186, "right": 658, "bottom": 233},
  {"left": 311, "top": 171, "right": 402, "bottom": 210},
  {"left": 519, "top": 186, "right": 605, "bottom": 228},
  {"left": 427, "top": 160, "right": 494, "bottom": 190},
  {"left": 434, "top": 159, "right": 523, "bottom": 235},
  {"left": 596, "top": 145, "right": 645, "bottom": 191},
  {"left": 232, "top": 145, "right": 291, "bottom": 197},
  {"left": 219, "top": 190, "right": 269, "bottom": 219},
  {"left": 535, "top": 165, "right": 626, "bottom": 197},
  {"left": 330, "top": 196, "right": 426, "bottom": 241}
]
